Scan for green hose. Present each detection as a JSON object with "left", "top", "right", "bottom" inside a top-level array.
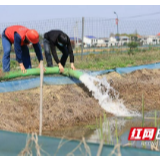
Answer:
[{"left": 0, "top": 67, "right": 84, "bottom": 81}]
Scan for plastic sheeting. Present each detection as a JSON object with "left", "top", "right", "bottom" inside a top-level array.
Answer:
[
  {"left": 0, "top": 76, "right": 81, "bottom": 93},
  {"left": 0, "top": 130, "right": 160, "bottom": 156},
  {"left": 115, "top": 62, "right": 160, "bottom": 74},
  {"left": 1, "top": 62, "right": 160, "bottom": 93},
  {"left": 89, "top": 62, "right": 160, "bottom": 76}
]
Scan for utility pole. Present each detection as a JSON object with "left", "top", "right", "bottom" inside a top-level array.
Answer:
[
  {"left": 74, "top": 21, "right": 79, "bottom": 48},
  {"left": 74, "top": 26, "right": 76, "bottom": 48},
  {"left": 76, "top": 21, "right": 78, "bottom": 46},
  {"left": 114, "top": 11, "right": 119, "bottom": 46},
  {"left": 81, "top": 17, "right": 84, "bottom": 60},
  {"left": 114, "top": 11, "right": 119, "bottom": 36}
]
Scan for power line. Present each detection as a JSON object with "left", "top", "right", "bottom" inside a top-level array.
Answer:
[{"left": 120, "top": 11, "right": 160, "bottom": 19}]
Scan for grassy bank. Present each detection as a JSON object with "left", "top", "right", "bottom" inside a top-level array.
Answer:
[
  {"left": 0, "top": 47, "right": 160, "bottom": 72},
  {"left": 40, "top": 47, "right": 160, "bottom": 71},
  {"left": 73, "top": 48, "right": 160, "bottom": 70}
]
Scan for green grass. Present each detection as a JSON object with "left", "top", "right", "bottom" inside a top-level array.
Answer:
[
  {"left": 1, "top": 47, "right": 160, "bottom": 71},
  {"left": 73, "top": 48, "right": 160, "bottom": 71}
]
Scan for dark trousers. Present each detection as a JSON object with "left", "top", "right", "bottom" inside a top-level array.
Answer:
[{"left": 43, "top": 38, "right": 68, "bottom": 67}]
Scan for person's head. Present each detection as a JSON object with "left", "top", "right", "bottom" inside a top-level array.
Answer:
[
  {"left": 57, "top": 33, "right": 68, "bottom": 46},
  {"left": 25, "top": 29, "right": 39, "bottom": 44}
]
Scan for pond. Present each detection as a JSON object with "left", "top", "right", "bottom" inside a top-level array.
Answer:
[{"left": 43, "top": 110, "right": 160, "bottom": 151}]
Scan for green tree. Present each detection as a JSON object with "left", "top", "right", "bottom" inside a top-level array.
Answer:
[{"left": 127, "top": 41, "right": 138, "bottom": 55}]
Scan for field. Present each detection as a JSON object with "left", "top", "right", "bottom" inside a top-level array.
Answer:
[
  {"left": 0, "top": 45, "right": 160, "bottom": 71},
  {"left": 0, "top": 48, "right": 160, "bottom": 151}
]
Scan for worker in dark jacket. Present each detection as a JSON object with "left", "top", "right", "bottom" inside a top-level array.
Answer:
[
  {"left": 2, "top": 25, "right": 43, "bottom": 73},
  {"left": 43, "top": 30, "right": 76, "bottom": 73}
]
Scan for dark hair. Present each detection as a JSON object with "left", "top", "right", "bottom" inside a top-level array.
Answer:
[{"left": 58, "top": 33, "right": 68, "bottom": 45}]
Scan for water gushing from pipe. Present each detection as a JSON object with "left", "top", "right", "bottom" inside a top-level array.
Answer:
[{"left": 80, "top": 74, "right": 140, "bottom": 117}]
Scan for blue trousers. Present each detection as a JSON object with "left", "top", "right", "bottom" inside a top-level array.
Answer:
[{"left": 2, "top": 30, "right": 31, "bottom": 72}]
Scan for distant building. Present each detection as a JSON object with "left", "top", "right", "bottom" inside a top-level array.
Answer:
[
  {"left": 140, "top": 35, "right": 160, "bottom": 45},
  {"left": 96, "top": 38, "right": 106, "bottom": 47},
  {"left": 83, "top": 36, "right": 97, "bottom": 47},
  {"left": 108, "top": 36, "right": 118, "bottom": 47},
  {"left": 157, "top": 33, "right": 160, "bottom": 37},
  {"left": 69, "top": 37, "right": 82, "bottom": 48},
  {"left": 118, "top": 36, "right": 130, "bottom": 46},
  {"left": 104, "top": 38, "right": 109, "bottom": 47}
]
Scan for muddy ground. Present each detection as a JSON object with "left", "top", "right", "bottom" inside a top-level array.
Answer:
[{"left": 0, "top": 69, "right": 160, "bottom": 136}]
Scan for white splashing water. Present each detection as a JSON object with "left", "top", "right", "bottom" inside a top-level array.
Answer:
[{"left": 79, "top": 74, "right": 140, "bottom": 117}]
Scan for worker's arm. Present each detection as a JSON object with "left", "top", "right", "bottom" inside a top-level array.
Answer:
[
  {"left": 33, "top": 42, "right": 43, "bottom": 68},
  {"left": 67, "top": 38, "right": 74, "bottom": 63},
  {"left": 14, "top": 32, "right": 26, "bottom": 73},
  {"left": 67, "top": 38, "right": 76, "bottom": 70},
  {"left": 50, "top": 42, "right": 64, "bottom": 73},
  {"left": 33, "top": 43, "right": 46, "bottom": 71}
]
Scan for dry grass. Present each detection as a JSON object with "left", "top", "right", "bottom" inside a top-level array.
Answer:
[
  {"left": 110, "top": 69, "right": 160, "bottom": 112},
  {"left": 0, "top": 69, "right": 5, "bottom": 78},
  {"left": 0, "top": 83, "right": 107, "bottom": 134},
  {"left": 18, "top": 133, "right": 122, "bottom": 156},
  {"left": 1, "top": 69, "right": 160, "bottom": 136},
  {"left": 104, "top": 69, "right": 160, "bottom": 112}
]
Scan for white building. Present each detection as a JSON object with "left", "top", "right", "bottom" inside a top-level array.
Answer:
[
  {"left": 118, "top": 36, "right": 130, "bottom": 46},
  {"left": 108, "top": 36, "right": 118, "bottom": 47},
  {"left": 96, "top": 39, "right": 106, "bottom": 47},
  {"left": 107, "top": 36, "right": 130, "bottom": 47},
  {"left": 140, "top": 35, "right": 160, "bottom": 45},
  {"left": 83, "top": 36, "right": 97, "bottom": 47}
]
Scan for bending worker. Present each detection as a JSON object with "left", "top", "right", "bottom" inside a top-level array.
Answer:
[
  {"left": 43, "top": 30, "right": 76, "bottom": 73},
  {"left": 2, "top": 25, "right": 43, "bottom": 73}
]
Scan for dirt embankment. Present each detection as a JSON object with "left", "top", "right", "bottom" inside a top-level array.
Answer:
[
  {"left": 0, "top": 69, "right": 160, "bottom": 134},
  {"left": 104, "top": 69, "right": 160, "bottom": 112},
  {"left": 0, "top": 84, "right": 106, "bottom": 134}
]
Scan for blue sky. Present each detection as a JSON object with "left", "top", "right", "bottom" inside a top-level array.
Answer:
[
  {"left": 0, "top": 3, "right": 160, "bottom": 37},
  {"left": 0, "top": 5, "right": 160, "bottom": 23}
]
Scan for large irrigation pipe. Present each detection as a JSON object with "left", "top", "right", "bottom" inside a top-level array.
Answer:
[{"left": 0, "top": 67, "right": 84, "bottom": 81}]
